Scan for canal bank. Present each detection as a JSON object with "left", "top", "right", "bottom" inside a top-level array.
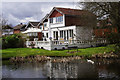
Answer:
[{"left": 8, "top": 52, "right": 119, "bottom": 63}]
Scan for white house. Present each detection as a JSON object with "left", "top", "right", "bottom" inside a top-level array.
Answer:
[
  {"left": 41, "top": 7, "right": 96, "bottom": 41},
  {"left": 23, "top": 7, "right": 106, "bottom": 50},
  {"left": 2, "top": 25, "right": 13, "bottom": 36}
]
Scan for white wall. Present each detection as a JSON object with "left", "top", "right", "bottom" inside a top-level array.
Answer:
[
  {"left": 42, "top": 30, "right": 49, "bottom": 41},
  {"left": 2, "top": 29, "right": 13, "bottom": 35},
  {"left": 48, "top": 15, "right": 65, "bottom": 28}
]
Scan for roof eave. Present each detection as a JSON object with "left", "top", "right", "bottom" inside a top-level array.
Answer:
[{"left": 48, "top": 7, "right": 64, "bottom": 18}]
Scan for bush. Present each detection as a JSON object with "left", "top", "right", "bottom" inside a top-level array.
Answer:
[
  {"left": 106, "top": 33, "right": 120, "bottom": 53},
  {"left": 0, "top": 38, "right": 2, "bottom": 49},
  {"left": 106, "top": 33, "right": 120, "bottom": 44},
  {"left": 2, "top": 34, "right": 26, "bottom": 49}
]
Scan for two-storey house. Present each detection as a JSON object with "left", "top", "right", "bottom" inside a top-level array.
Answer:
[
  {"left": 41, "top": 7, "right": 96, "bottom": 41},
  {"left": 22, "top": 21, "right": 42, "bottom": 41},
  {"left": 25, "top": 7, "right": 98, "bottom": 50}
]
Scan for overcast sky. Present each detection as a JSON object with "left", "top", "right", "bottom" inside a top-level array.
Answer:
[
  {"left": 2, "top": 2, "right": 80, "bottom": 26},
  {"left": 2, "top": 0, "right": 118, "bottom": 26}
]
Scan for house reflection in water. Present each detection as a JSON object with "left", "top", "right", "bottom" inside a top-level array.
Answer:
[
  {"left": 46, "top": 60, "right": 98, "bottom": 78},
  {"left": 3, "top": 59, "right": 120, "bottom": 78}
]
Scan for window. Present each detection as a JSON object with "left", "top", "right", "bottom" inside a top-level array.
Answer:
[
  {"left": 71, "top": 30, "right": 73, "bottom": 38},
  {"left": 40, "top": 25, "right": 42, "bottom": 29},
  {"left": 56, "top": 17, "right": 58, "bottom": 22},
  {"left": 46, "top": 33, "right": 48, "bottom": 38},
  {"left": 69, "top": 30, "right": 71, "bottom": 37},
  {"left": 44, "top": 23, "right": 47, "bottom": 27},
  {"left": 50, "top": 18, "right": 53, "bottom": 23},
  {"left": 56, "top": 16, "right": 63, "bottom": 23},
  {"left": 67, "top": 30, "right": 69, "bottom": 40},
  {"left": 69, "top": 29, "right": 73, "bottom": 37},
  {"left": 60, "top": 16, "right": 63, "bottom": 22},
  {"left": 60, "top": 30, "right": 63, "bottom": 38},
  {"left": 53, "top": 31, "right": 58, "bottom": 40},
  {"left": 64, "top": 31, "right": 66, "bottom": 40},
  {"left": 50, "top": 16, "right": 63, "bottom": 24},
  {"left": 53, "top": 31, "right": 55, "bottom": 39},
  {"left": 42, "top": 33, "right": 44, "bottom": 37},
  {"left": 35, "top": 33, "right": 38, "bottom": 36}
]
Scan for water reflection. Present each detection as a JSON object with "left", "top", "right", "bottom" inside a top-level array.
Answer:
[
  {"left": 2, "top": 62, "right": 47, "bottom": 78},
  {"left": 2, "top": 59, "right": 120, "bottom": 79},
  {"left": 49, "top": 60, "right": 98, "bottom": 78},
  {"left": 95, "top": 59, "right": 120, "bottom": 78}
]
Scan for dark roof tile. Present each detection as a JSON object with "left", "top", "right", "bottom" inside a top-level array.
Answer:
[
  {"left": 55, "top": 7, "right": 95, "bottom": 16},
  {"left": 2, "top": 25, "right": 13, "bottom": 29},
  {"left": 14, "top": 24, "right": 25, "bottom": 29}
]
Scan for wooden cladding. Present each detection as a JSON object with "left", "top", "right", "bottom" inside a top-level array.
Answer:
[
  {"left": 49, "top": 10, "right": 63, "bottom": 18},
  {"left": 65, "top": 15, "right": 96, "bottom": 27}
]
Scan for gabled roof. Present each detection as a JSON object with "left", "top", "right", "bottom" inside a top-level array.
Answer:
[
  {"left": 40, "top": 14, "right": 49, "bottom": 23},
  {"left": 22, "top": 28, "right": 42, "bottom": 34},
  {"left": 49, "top": 7, "right": 95, "bottom": 17},
  {"left": 30, "top": 22, "right": 40, "bottom": 27},
  {"left": 14, "top": 23, "right": 25, "bottom": 29},
  {"left": 2, "top": 25, "right": 13, "bottom": 29},
  {"left": 25, "top": 21, "right": 40, "bottom": 29}
]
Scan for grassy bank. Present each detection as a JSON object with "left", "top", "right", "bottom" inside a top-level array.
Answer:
[{"left": 1, "top": 45, "right": 115, "bottom": 59}]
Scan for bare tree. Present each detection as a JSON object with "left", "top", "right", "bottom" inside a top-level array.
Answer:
[
  {"left": 78, "top": 2, "right": 120, "bottom": 48},
  {"left": 78, "top": 2, "right": 120, "bottom": 33},
  {"left": 0, "top": 16, "right": 13, "bottom": 36}
]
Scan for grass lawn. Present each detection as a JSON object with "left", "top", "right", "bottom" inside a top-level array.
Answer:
[{"left": 1, "top": 45, "right": 115, "bottom": 59}]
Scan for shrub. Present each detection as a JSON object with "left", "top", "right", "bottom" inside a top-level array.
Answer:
[
  {"left": 2, "top": 34, "right": 26, "bottom": 49},
  {"left": 106, "top": 33, "right": 120, "bottom": 44},
  {"left": 0, "top": 38, "right": 2, "bottom": 49},
  {"left": 106, "top": 33, "right": 120, "bottom": 53}
]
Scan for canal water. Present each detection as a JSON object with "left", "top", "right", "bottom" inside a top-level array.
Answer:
[{"left": 2, "top": 59, "right": 120, "bottom": 79}]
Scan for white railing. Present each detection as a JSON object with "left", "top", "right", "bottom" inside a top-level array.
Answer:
[
  {"left": 51, "top": 39, "right": 107, "bottom": 45},
  {"left": 26, "top": 41, "right": 50, "bottom": 47},
  {"left": 26, "top": 39, "right": 107, "bottom": 48}
]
